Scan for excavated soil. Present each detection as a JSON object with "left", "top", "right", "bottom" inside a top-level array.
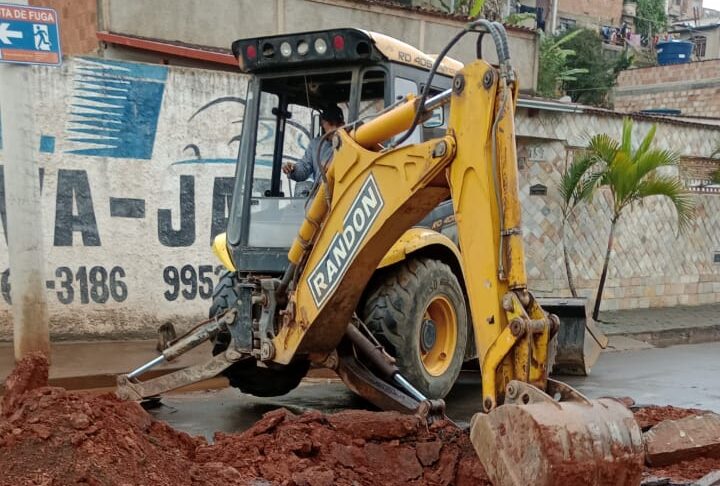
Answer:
[
  {"left": 633, "top": 405, "right": 708, "bottom": 431},
  {"left": 634, "top": 405, "right": 720, "bottom": 484},
  {"left": 199, "top": 408, "right": 489, "bottom": 486},
  {"left": 0, "top": 354, "right": 487, "bottom": 486},
  {"left": 1, "top": 354, "right": 719, "bottom": 485},
  {"left": 644, "top": 457, "right": 720, "bottom": 483}
]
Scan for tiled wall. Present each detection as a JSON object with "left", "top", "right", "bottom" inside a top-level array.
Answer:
[{"left": 515, "top": 109, "right": 720, "bottom": 311}]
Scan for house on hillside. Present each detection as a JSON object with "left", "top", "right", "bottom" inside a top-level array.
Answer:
[{"left": 671, "top": 17, "right": 720, "bottom": 59}]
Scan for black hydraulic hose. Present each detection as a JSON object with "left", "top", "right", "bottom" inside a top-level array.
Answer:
[
  {"left": 491, "top": 21, "right": 511, "bottom": 63},
  {"left": 391, "top": 19, "right": 508, "bottom": 149},
  {"left": 390, "top": 27, "right": 467, "bottom": 149}
]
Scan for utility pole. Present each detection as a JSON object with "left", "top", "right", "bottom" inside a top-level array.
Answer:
[
  {"left": 0, "top": 0, "right": 50, "bottom": 361},
  {"left": 549, "top": 0, "right": 559, "bottom": 34}
]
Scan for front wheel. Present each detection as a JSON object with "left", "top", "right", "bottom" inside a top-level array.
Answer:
[{"left": 361, "top": 258, "right": 468, "bottom": 399}]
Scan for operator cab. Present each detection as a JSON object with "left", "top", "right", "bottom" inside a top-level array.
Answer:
[{"left": 226, "top": 28, "right": 461, "bottom": 273}]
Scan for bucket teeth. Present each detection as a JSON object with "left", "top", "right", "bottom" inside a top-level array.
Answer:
[{"left": 470, "top": 397, "right": 644, "bottom": 486}]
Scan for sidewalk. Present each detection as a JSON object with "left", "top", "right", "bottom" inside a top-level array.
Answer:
[
  {"left": 598, "top": 303, "right": 720, "bottom": 347},
  {"left": 0, "top": 339, "right": 214, "bottom": 391}
]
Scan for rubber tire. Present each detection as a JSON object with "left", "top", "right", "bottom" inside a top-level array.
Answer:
[
  {"left": 361, "top": 258, "right": 468, "bottom": 399},
  {"left": 210, "top": 271, "right": 309, "bottom": 397}
]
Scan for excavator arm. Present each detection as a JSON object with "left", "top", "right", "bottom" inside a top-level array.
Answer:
[{"left": 274, "top": 57, "right": 552, "bottom": 413}]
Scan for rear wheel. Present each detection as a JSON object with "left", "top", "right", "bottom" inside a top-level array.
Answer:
[
  {"left": 210, "top": 271, "right": 309, "bottom": 397},
  {"left": 361, "top": 258, "right": 468, "bottom": 399}
]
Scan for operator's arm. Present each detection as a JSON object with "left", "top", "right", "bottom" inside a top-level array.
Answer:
[{"left": 289, "top": 139, "right": 317, "bottom": 182}]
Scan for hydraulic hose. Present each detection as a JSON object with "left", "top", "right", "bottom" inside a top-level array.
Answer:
[{"left": 391, "top": 19, "right": 509, "bottom": 149}]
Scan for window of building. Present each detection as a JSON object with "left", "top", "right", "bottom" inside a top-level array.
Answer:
[
  {"left": 558, "top": 17, "right": 576, "bottom": 31},
  {"left": 692, "top": 35, "right": 706, "bottom": 58}
]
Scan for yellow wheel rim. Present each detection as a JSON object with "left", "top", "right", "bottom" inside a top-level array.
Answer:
[{"left": 420, "top": 295, "right": 457, "bottom": 377}]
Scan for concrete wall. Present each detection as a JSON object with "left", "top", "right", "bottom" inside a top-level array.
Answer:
[
  {"left": 1, "top": 57, "right": 718, "bottom": 340},
  {"left": 614, "top": 60, "right": 720, "bottom": 117},
  {"left": 536, "top": 0, "right": 624, "bottom": 29},
  {"left": 668, "top": 0, "right": 703, "bottom": 21},
  {"left": 101, "top": 0, "right": 540, "bottom": 92},
  {"left": 0, "top": 58, "right": 243, "bottom": 340},
  {"left": 557, "top": 0, "right": 624, "bottom": 27}
]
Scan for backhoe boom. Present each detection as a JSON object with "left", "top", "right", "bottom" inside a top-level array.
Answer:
[{"left": 274, "top": 53, "right": 553, "bottom": 412}]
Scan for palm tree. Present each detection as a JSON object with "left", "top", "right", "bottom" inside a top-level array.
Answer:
[
  {"left": 568, "top": 118, "right": 694, "bottom": 320},
  {"left": 558, "top": 155, "right": 598, "bottom": 297}
]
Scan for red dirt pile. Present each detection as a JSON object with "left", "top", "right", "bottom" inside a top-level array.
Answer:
[
  {"left": 0, "top": 354, "right": 232, "bottom": 485},
  {"left": 645, "top": 457, "right": 720, "bottom": 484},
  {"left": 633, "top": 405, "right": 708, "bottom": 430},
  {"left": 1, "top": 351, "right": 49, "bottom": 415},
  {"left": 633, "top": 406, "right": 720, "bottom": 484},
  {"left": 2, "top": 354, "right": 720, "bottom": 485},
  {"left": 198, "top": 408, "right": 489, "bottom": 486},
  {"left": 1, "top": 354, "right": 487, "bottom": 486}
]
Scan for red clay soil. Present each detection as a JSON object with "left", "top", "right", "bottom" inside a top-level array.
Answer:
[
  {"left": 633, "top": 405, "right": 708, "bottom": 430},
  {"left": 0, "top": 354, "right": 488, "bottom": 486},
  {"left": 644, "top": 456, "right": 720, "bottom": 483},
  {"left": 1, "top": 352, "right": 49, "bottom": 415},
  {"left": 634, "top": 405, "right": 720, "bottom": 484},
  {"left": 198, "top": 408, "right": 489, "bottom": 486},
  {"left": 2, "top": 355, "right": 719, "bottom": 486}
]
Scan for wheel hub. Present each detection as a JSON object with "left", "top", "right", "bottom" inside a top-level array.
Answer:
[{"left": 420, "top": 319, "right": 437, "bottom": 353}]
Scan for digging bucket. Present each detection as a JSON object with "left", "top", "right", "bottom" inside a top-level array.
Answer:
[
  {"left": 470, "top": 380, "right": 644, "bottom": 486},
  {"left": 538, "top": 297, "right": 608, "bottom": 376}
]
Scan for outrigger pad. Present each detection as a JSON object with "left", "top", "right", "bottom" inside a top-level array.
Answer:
[{"left": 469, "top": 398, "right": 644, "bottom": 486}]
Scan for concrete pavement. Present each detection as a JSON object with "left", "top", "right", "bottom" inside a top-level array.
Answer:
[{"left": 149, "top": 341, "right": 720, "bottom": 440}]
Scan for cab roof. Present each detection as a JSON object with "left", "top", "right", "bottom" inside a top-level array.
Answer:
[{"left": 231, "top": 27, "right": 462, "bottom": 76}]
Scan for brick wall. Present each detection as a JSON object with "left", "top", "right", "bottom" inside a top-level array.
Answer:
[
  {"left": 614, "top": 60, "right": 720, "bottom": 117},
  {"left": 29, "top": 0, "right": 98, "bottom": 55}
]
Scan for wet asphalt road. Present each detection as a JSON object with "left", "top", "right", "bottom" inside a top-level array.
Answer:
[{"left": 149, "top": 341, "right": 720, "bottom": 441}]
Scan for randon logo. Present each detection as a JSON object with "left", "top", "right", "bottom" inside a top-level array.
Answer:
[{"left": 308, "top": 174, "right": 384, "bottom": 307}]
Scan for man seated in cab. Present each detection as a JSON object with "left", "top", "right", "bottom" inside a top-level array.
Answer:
[{"left": 282, "top": 105, "right": 345, "bottom": 182}]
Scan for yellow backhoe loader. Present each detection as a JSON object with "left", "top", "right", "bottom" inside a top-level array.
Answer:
[{"left": 118, "top": 22, "right": 642, "bottom": 485}]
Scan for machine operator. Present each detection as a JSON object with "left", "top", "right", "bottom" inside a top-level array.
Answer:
[{"left": 282, "top": 105, "right": 345, "bottom": 182}]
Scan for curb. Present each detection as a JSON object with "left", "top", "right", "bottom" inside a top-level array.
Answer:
[
  {"left": 606, "top": 324, "right": 720, "bottom": 348},
  {"left": 0, "top": 366, "right": 201, "bottom": 395}
]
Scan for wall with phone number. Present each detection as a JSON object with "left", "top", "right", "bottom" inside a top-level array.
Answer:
[{"left": 0, "top": 57, "right": 261, "bottom": 339}]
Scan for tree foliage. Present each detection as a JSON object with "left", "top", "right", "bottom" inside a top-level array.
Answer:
[
  {"left": 561, "top": 118, "right": 694, "bottom": 319},
  {"left": 635, "top": 0, "right": 667, "bottom": 39},
  {"left": 537, "top": 29, "right": 588, "bottom": 98},
  {"left": 561, "top": 29, "right": 632, "bottom": 107}
]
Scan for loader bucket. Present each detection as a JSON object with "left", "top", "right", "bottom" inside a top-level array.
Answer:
[
  {"left": 538, "top": 297, "right": 608, "bottom": 376},
  {"left": 470, "top": 380, "right": 644, "bottom": 486}
]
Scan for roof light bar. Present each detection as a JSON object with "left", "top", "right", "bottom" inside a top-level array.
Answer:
[{"left": 231, "top": 29, "right": 381, "bottom": 73}]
